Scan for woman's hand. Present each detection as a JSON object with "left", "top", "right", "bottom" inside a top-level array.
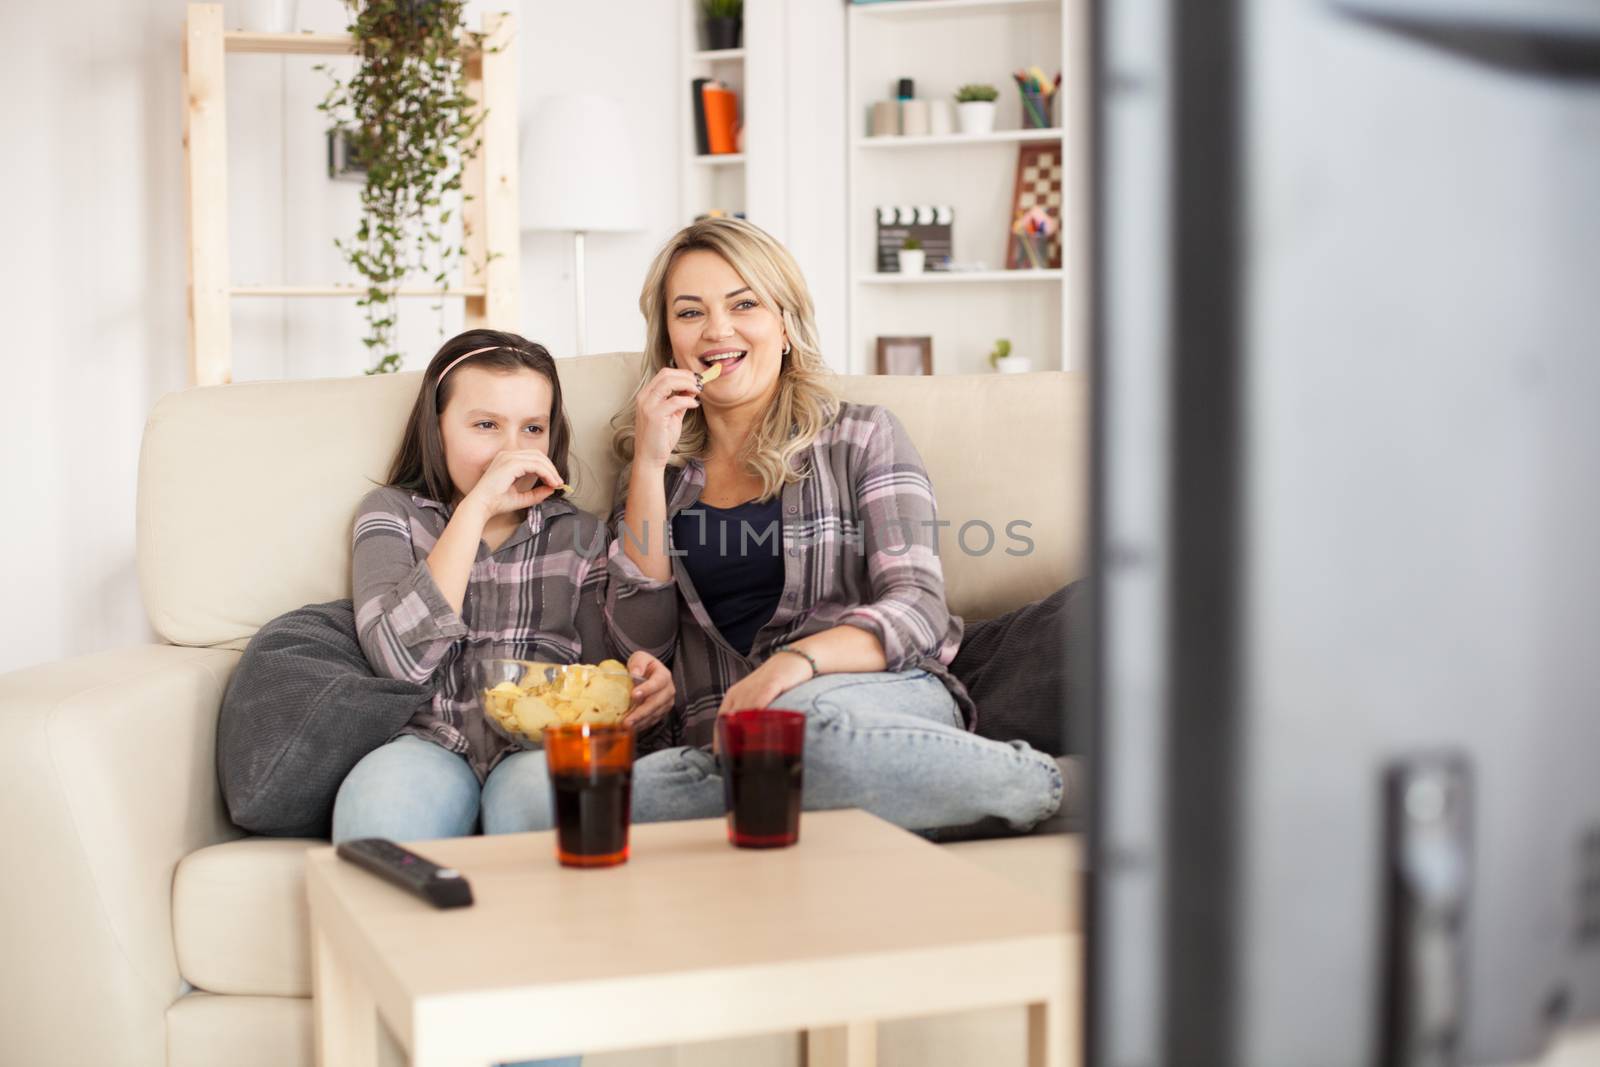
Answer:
[
  {"left": 461, "top": 449, "right": 564, "bottom": 518},
  {"left": 623, "top": 650, "right": 676, "bottom": 731},
  {"left": 632, "top": 367, "right": 703, "bottom": 469},
  {"left": 716, "top": 652, "right": 814, "bottom": 720}
]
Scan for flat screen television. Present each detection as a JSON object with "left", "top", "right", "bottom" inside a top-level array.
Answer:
[{"left": 1088, "top": 1, "right": 1600, "bottom": 1063}]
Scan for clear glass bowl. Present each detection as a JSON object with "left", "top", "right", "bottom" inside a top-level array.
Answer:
[{"left": 475, "top": 658, "right": 639, "bottom": 749}]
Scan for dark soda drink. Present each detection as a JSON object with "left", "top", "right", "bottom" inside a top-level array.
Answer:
[
  {"left": 723, "top": 747, "right": 803, "bottom": 848},
  {"left": 718, "top": 709, "right": 806, "bottom": 849},
  {"left": 550, "top": 768, "right": 632, "bottom": 867},
  {"left": 543, "top": 722, "right": 633, "bottom": 868}
]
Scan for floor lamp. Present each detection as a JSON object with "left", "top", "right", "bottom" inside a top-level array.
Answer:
[{"left": 521, "top": 95, "right": 644, "bottom": 356}]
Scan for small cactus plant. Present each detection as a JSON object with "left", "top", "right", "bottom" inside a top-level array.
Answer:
[{"left": 988, "top": 338, "right": 1012, "bottom": 369}]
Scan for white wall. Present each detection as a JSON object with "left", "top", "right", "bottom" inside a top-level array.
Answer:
[
  {"left": 0, "top": 0, "right": 849, "bottom": 675},
  {"left": 229, "top": 0, "right": 686, "bottom": 378},
  {"left": 1, "top": 0, "right": 191, "bottom": 675}
]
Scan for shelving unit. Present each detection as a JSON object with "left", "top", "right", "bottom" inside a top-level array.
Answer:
[
  {"left": 859, "top": 269, "right": 1062, "bottom": 285},
  {"left": 181, "top": 3, "right": 518, "bottom": 386},
  {"left": 845, "top": 0, "right": 1087, "bottom": 375},
  {"left": 854, "top": 128, "right": 1063, "bottom": 150},
  {"left": 678, "top": 4, "right": 748, "bottom": 223}
]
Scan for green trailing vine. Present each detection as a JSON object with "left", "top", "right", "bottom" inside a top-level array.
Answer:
[{"left": 317, "top": 0, "right": 484, "bottom": 374}]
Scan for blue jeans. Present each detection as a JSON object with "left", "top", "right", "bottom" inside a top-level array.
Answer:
[
  {"left": 632, "top": 668, "right": 1063, "bottom": 831},
  {"left": 331, "top": 735, "right": 581, "bottom": 1067}
]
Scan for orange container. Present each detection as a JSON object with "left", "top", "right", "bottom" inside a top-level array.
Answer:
[{"left": 703, "top": 84, "right": 739, "bottom": 155}]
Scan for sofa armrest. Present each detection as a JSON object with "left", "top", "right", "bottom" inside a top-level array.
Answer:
[{"left": 0, "top": 644, "right": 244, "bottom": 1067}]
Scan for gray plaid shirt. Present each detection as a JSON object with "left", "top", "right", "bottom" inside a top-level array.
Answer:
[
  {"left": 351, "top": 487, "right": 671, "bottom": 780},
  {"left": 608, "top": 401, "right": 973, "bottom": 752}
]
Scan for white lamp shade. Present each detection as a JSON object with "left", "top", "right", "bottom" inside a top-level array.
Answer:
[{"left": 521, "top": 94, "right": 644, "bottom": 233}]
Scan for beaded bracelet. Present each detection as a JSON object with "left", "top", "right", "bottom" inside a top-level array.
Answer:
[{"left": 771, "top": 644, "right": 819, "bottom": 679}]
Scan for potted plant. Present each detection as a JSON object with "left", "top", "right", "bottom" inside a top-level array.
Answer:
[
  {"left": 989, "top": 337, "right": 1033, "bottom": 374},
  {"left": 703, "top": 0, "right": 742, "bottom": 50},
  {"left": 898, "top": 236, "right": 926, "bottom": 275},
  {"left": 316, "top": 0, "right": 483, "bottom": 374},
  {"left": 954, "top": 84, "right": 999, "bottom": 136}
]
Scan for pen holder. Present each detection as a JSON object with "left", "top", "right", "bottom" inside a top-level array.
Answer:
[
  {"left": 1020, "top": 89, "right": 1054, "bottom": 129},
  {"left": 1012, "top": 233, "right": 1052, "bottom": 270}
]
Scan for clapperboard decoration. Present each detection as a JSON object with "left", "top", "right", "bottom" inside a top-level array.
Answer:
[{"left": 876, "top": 205, "right": 954, "bottom": 272}]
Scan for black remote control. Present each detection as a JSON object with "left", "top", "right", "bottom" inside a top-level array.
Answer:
[{"left": 335, "top": 838, "right": 474, "bottom": 909}]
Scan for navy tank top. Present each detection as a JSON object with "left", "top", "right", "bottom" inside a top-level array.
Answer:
[{"left": 671, "top": 495, "right": 785, "bottom": 657}]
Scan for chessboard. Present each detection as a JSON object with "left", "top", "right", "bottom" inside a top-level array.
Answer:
[{"left": 1007, "top": 142, "right": 1064, "bottom": 270}]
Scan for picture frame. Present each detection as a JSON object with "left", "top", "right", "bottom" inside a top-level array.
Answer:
[
  {"left": 326, "top": 127, "right": 368, "bottom": 183},
  {"left": 875, "top": 335, "right": 933, "bottom": 375}
]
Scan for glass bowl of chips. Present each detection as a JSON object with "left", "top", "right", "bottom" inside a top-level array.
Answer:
[{"left": 476, "top": 658, "right": 639, "bottom": 749}]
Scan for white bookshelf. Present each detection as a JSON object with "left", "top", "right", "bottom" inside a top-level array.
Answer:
[
  {"left": 679, "top": 4, "right": 748, "bottom": 223},
  {"left": 860, "top": 269, "right": 1063, "bottom": 285},
  {"left": 850, "top": 0, "right": 1061, "bottom": 19},
  {"left": 854, "top": 128, "right": 1063, "bottom": 150},
  {"left": 845, "top": 0, "right": 1088, "bottom": 375}
]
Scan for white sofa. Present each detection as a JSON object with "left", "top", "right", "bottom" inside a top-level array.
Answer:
[{"left": 0, "top": 353, "right": 1086, "bottom": 1067}]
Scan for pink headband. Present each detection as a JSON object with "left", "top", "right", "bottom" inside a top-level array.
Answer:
[{"left": 435, "top": 345, "right": 505, "bottom": 387}]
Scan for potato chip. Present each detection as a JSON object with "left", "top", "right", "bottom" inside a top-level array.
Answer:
[
  {"left": 586, "top": 673, "right": 632, "bottom": 718},
  {"left": 512, "top": 692, "right": 561, "bottom": 735},
  {"left": 557, "top": 667, "right": 589, "bottom": 701}
]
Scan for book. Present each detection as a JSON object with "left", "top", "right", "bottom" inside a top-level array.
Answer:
[{"left": 691, "top": 77, "right": 711, "bottom": 156}]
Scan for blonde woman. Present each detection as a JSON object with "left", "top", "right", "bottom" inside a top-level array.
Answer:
[{"left": 608, "top": 218, "right": 1062, "bottom": 832}]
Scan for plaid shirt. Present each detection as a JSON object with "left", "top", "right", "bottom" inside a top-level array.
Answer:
[
  {"left": 607, "top": 401, "right": 973, "bottom": 752},
  {"left": 352, "top": 486, "right": 670, "bottom": 781}
]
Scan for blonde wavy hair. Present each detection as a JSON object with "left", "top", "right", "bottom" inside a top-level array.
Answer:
[{"left": 610, "top": 217, "right": 837, "bottom": 500}]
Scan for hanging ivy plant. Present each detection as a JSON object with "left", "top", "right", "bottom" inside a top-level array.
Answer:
[{"left": 317, "top": 0, "right": 484, "bottom": 374}]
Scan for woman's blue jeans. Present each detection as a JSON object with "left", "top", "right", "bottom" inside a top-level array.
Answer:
[{"left": 630, "top": 668, "right": 1063, "bottom": 830}]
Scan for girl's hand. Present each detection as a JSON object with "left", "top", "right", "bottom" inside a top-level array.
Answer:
[
  {"left": 462, "top": 449, "right": 564, "bottom": 518},
  {"left": 633, "top": 367, "right": 703, "bottom": 469},
  {"left": 623, "top": 650, "right": 676, "bottom": 731}
]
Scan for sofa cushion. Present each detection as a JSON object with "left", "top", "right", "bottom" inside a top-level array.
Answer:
[
  {"left": 137, "top": 353, "right": 639, "bottom": 651},
  {"left": 952, "top": 582, "right": 1082, "bottom": 755},
  {"left": 170, "top": 830, "right": 1078, "bottom": 1000},
  {"left": 138, "top": 357, "right": 1085, "bottom": 648},
  {"left": 173, "top": 837, "right": 319, "bottom": 996},
  {"left": 217, "top": 599, "right": 429, "bottom": 838}
]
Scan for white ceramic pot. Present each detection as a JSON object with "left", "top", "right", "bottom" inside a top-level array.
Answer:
[
  {"left": 995, "top": 356, "right": 1034, "bottom": 374},
  {"left": 956, "top": 101, "right": 997, "bottom": 136},
  {"left": 897, "top": 249, "right": 926, "bottom": 274}
]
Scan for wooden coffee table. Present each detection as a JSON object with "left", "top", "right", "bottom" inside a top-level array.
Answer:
[{"left": 305, "top": 810, "right": 1077, "bottom": 1067}]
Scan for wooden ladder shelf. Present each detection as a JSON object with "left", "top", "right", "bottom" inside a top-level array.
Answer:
[{"left": 181, "top": 3, "right": 520, "bottom": 386}]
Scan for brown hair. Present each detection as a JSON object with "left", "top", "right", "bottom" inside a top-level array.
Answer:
[{"left": 385, "top": 329, "right": 572, "bottom": 504}]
